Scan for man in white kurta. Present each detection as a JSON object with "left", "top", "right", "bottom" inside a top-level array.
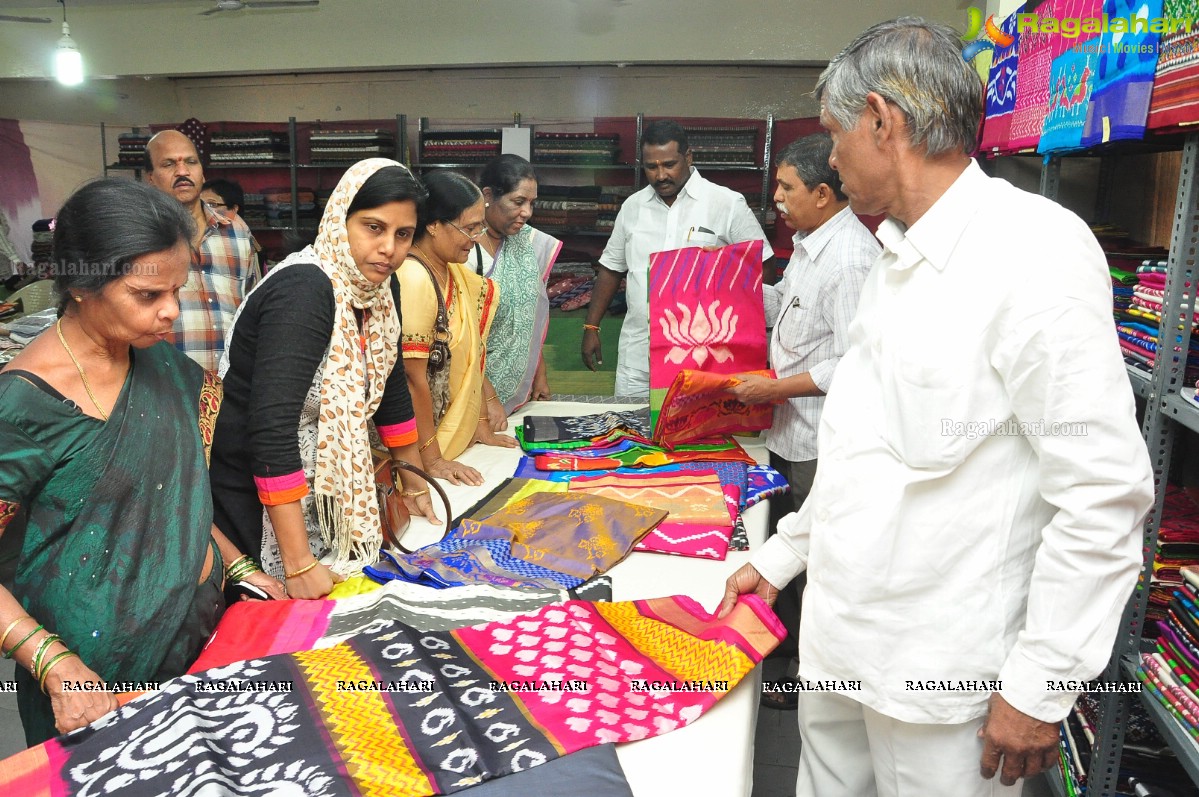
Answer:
[
  {"left": 720, "top": 18, "right": 1153, "bottom": 797},
  {"left": 581, "top": 119, "right": 773, "bottom": 397}
]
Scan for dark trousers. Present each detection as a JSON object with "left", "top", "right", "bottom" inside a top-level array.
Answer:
[{"left": 767, "top": 452, "right": 818, "bottom": 661}]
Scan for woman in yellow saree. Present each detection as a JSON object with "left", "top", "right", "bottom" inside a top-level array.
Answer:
[{"left": 400, "top": 170, "right": 517, "bottom": 485}]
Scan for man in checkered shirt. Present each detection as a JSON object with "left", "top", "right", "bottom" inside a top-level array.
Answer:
[
  {"left": 730, "top": 133, "right": 878, "bottom": 700},
  {"left": 145, "top": 129, "right": 258, "bottom": 372}
]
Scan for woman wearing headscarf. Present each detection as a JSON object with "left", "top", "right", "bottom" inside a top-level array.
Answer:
[
  {"left": 209, "top": 159, "right": 435, "bottom": 600},
  {"left": 400, "top": 170, "right": 517, "bottom": 487},
  {"left": 466, "top": 155, "right": 562, "bottom": 414},
  {"left": 0, "top": 179, "right": 275, "bottom": 745}
]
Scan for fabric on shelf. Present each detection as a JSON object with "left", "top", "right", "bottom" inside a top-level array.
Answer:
[
  {"left": 648, "top": 240, "right": 768, "bottom": 431},
  {"left": 979, "top": 5, "right": 1024, "bottom": 153},
  {"left": 1147, "top": 0, "right": 1199, "bottom": 129},
  {"left": 1037, "top": 44, "right": 1101, "bottom": 154},
  {"left": 1009, "top": 0, "right": 1101, "bottom": 150},
  {"left": 1080, "top": 0, "right": 1164, "bottom": 146},
  {"left": 0, "top": 595, "right": 783, "bottom": 796}
]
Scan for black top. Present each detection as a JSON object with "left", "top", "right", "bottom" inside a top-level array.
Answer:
[{"left": 208, "top": 262, "right": 414, "bottom": 555}]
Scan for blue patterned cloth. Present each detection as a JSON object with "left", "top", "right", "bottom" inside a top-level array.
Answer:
[{"left": 1080, "top": 0, "right": 1164, "bottom": 146}]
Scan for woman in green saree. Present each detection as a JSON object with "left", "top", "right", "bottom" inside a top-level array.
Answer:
[
  {"left": 467, "top": 155, "right": 562, "bottom": 415},
  {"left": 0, "top": 180, "right": 282, "bottom": 746}
]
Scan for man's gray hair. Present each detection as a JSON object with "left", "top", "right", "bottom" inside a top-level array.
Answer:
[
  {"left": 775, "top": 133, "right": 846, "bottom": 202},
  {"left": 815, "top": 17, "right": 983, "bottom": 157}
]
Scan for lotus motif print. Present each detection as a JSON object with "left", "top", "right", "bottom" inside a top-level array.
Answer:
[{"left": 657, "top": 301, "right": 738, "bottom": 366}]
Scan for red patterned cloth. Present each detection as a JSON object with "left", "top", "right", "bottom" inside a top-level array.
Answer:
[{"left": 653, "top": 368, "right": 776, "bottom": 446}]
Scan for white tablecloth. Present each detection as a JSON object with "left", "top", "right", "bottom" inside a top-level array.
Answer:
[{"left": 398, "top": 401, "right": 770, "bottom": 797}]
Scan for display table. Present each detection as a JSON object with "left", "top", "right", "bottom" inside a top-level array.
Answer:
[{"left": 399, "top": 400, "right": 771, "bottom": 797}]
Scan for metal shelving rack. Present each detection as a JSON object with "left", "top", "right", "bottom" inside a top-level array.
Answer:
[
  {"left": 1040, "top": 132, "right": 1199, "bottom": 797},
  {"left": 413, "top": 112, "right": 777, "bottom": 241}
]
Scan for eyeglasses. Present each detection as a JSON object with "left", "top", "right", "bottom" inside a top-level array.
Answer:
[
  {"left": 448, "top": 220, "right": 487, "bottom": 240},
  {"left": 205, "top": 201, "right": 227, "bottom": 209}
]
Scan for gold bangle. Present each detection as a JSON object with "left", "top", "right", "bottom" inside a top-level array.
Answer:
[
  {"left": 0, "top": 616, "right": 31, "bottom": 653},
  {"left": 39, "top": 651, "right": 78, "bottom": 694},
  {"left": 582, "top": 323, "right": 600, "bottom": 332},
  {"left": 4, "top": 623, "right": 43, "bottom": 659},
  {"left": 400, "top": 489, "right": 428, "bottom": 497},
  {"left": 224, "top": 554, "right": 253, "bottom": 578},
  {"left": 226, "top": 556, "right": 261, "bottom": 583},
  {"left": 479, "top": 415, "right": 489, "bottom": 421},
  {"left": 419, "top": 436, "right": 437, "bottom": 452},
  {"left": 486, "top": 393, "right": 499, "bottom": 402},
  {"left": 284, "top": 560, "right": 320, "bottom": 580},
  {"left": 32, "top": 634, "right": 62, "bottom": 679}
]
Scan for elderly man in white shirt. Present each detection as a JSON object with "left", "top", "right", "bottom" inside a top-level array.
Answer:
[
  {"left": 581, "top": 119, "right": 773, "bottom": 397},
  {"left": 720, "top": 18, "right": 1153, "bottom": 797}
]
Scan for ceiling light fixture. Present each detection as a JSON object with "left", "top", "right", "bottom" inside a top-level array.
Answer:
[{"left": 55, "top": 0, "right": 83, "bottom": 86}]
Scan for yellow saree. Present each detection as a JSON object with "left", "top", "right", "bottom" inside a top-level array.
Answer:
[{"left": 399, "top": 258, "right": 499, "bottom": 459}]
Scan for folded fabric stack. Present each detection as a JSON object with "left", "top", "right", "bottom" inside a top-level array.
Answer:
[
  {"left": 1117, "top": 260, "right": 1199, "bottom": 382},
  {"left": 597, "top": 184, "right": 635, "bottom": 232},
  {"left": 1147, "top": 488, "right": 1199, "bottom": 626},
  {"left": 420, "top": 129, "right": 501, "bottom": 164},
  {"left": 261, "top": 185, "right": 319, "bottom": 229},
  {"left": 682, "top": 125, "right": 757, "bottom": 165},
  {"left": 1135, "top": 564, "right": 1199, "bottom": 790},
  {"left": 535, "top": 184, "right": 602, "bottom": 232},
  {"left": 1063, "top": 692, "right": 1190, "bottom": 794},
  {"left": 29, "top": 219, "right": 53, "bottom": 278},
  {"left": 208, "top": 130, "right": 289, "bottom": 165},
  {"left": 533, "top": 132, "right": 620, "bottom": 165},
  {"left": 547, "top": 272, "right": 595, "bottom": 310},
  {"left": 308, "top": 129, "right": 396, "bottom": 164},
  {"left": 366, "top": 489, "right": 666, "bottom": 590},
  {"left": 240, "top": 191, "right": 267, "bottom": 230},
  {"left": 115, "top": 131, "right": 150, "bottom": 166},
  {"left": 503, "top": 408, "right": 791, "bottom": 561}
]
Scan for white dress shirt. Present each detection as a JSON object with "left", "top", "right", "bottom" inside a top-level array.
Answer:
[
  {"left": 599, "top": 168, "right": 774, "bottom": 396},
  {"left": 751, "top": 161, "right": 1152, "bottom": 725},
  {"left": 764, "top": 207, "right": 878, "bottom": 463}
]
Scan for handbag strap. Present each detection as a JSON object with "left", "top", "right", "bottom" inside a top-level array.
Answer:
[
  {"left": 375, "top": 456, "right": 453, "bottom": 553},
  {"left": 407, "top": 251, "right": 450, "bottom": 339}
]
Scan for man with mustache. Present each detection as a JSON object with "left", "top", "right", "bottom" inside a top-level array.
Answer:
[
  {"left": 728, "top": 133, "right": 879, "bottom": 708},
  {"left": 581, "top": 119, "right": 773, "bottom": 397},
  {"left": 145, "top": 129, "right": 258, "bottom": 372}
]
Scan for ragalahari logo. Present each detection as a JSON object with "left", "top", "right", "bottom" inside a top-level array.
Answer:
[{"left": 962, "top": 7, "right": 1016, "bottom": 63}]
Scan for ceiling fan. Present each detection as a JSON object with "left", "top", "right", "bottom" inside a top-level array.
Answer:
[
  {"left": 0, "top": 15, "right": 52, "bottom": 24},
  {"left": 200, "top": 0, "right": 319, "bottom": 16}
]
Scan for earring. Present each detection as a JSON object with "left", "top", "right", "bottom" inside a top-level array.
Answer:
[
  {"left": 485, "top": 203, "right": 490, "bottom": 208},
  {"left": 73, "top": 295, "right": 82, "bottom": 303}
]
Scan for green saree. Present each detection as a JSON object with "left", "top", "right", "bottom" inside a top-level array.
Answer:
[
  {"left": 0, "top": 343, "right": 224, "bottom": 745},
  {"left": 482, "top": 224, "right": 562, "bottom": 413}
]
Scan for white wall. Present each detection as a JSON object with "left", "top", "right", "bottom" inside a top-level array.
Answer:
[{"left": 0, "top": 0, "right": 963, "bottom": 80}]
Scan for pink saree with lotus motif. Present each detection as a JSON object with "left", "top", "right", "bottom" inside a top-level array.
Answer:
[{"left": 648, "top": 240, "right": 769, "bottom": 434}]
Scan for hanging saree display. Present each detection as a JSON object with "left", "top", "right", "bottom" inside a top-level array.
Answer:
[
  {"left": 1147, "top": 0, "right": 1199, "bottom": 130},
  {"left": 647, "top": 240, "right": 768, "bottom": 431},
  {"left": 979, "top": 6, "right": 1023, "bottom": 154},
  {"left": 1079, "top": 0, "right": 1163, "bottom": 146},
  {"left": 0, "top": 595, "right": 783, "bottom": 796}
]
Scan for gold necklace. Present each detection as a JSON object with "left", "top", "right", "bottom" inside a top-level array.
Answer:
[
  {"left": 412, "top": 245, "right": 451, "bottom": 297},
  {"left": 56, "top": 318, "right": 109, "bottom": 421}
]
